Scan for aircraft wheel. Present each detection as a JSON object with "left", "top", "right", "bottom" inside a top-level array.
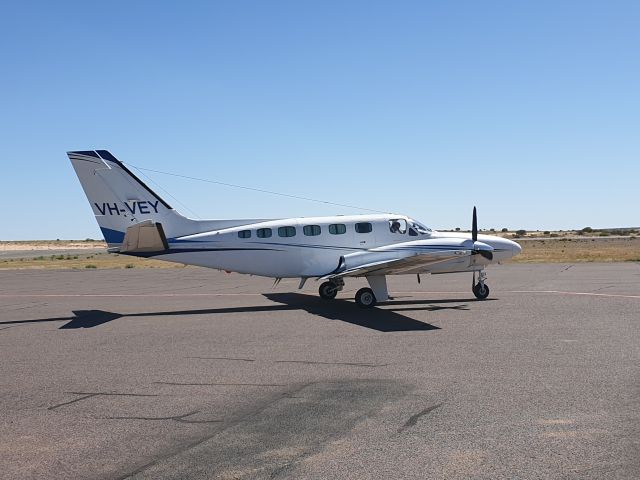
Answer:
[
  {"left": 319, "top": 281, "right": 339, "bottom": 300},
  {"left": 473, "top": 283, "right": 490, "bottom": 300},
  {"left": 355, "top": 287, "right": 377, "bottom": 308}
]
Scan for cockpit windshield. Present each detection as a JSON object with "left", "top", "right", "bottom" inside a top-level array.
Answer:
[{"left": 407, "top": 219, "right": 432, "bottom": 236}]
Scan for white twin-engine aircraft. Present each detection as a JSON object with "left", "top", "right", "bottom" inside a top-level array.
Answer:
[{"left": 68, "top": 150, "right": 521, "bottom": 308}]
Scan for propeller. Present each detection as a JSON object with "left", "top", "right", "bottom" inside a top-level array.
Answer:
[
  {"left": 471, "top": 206, "right": 493, "bottom": 260},
  {"left": 472, "top": 206, "right": 478, "bottom": 242}
]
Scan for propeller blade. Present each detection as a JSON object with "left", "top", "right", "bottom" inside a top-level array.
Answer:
[
  {"left": 479, "top": 250, "right": 493, "bottom": 260},
  {"left": 471, "top": 248, "right": 493, "bottom": 261},
  {"left": 472, "top": 206, "right": 478, "bottom": 242}
]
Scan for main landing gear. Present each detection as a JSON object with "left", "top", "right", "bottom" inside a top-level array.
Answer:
[
  {"left": 319, "top": 279, "right": 344, "bottom": 300},
  {"left": 319, "top": 275, "right": 388, "bottom": 309},
  {"left": 355, "top": 288, "right": 376, "bottom": 308},
  {"left": 472, "top": 270, "right": 490, "bottom": 300}
]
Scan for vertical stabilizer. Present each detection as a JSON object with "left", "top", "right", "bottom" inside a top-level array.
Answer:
[{"left": 68, "top": 150, "right": 191, "bottom": 247}]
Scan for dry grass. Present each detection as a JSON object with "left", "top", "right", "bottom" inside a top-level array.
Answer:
[
  {"left": 510, "top": 237, "right": 640, "bottom": 263},
  {"left": 0, "top": 251, "right": 183, "bottom": 270},
  {"left": 0, "top": 240, "right": 106, "bottom": 250},
  {"left": 2, "top": 236, "right": 639, "bottom": 270}
]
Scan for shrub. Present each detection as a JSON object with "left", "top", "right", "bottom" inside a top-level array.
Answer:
[
  {"left": 85, "top": 264, "right": 97, "bottom": 269},
  {"left": 125, "top": 264, "right": 135, "bottom": 269},
  {"left": 501, "top": 228, "right": 508, "bottom": 232},
  {"left": 543, "top": 231, "right": 550, "bottom": 235},
  {"left": 581, "top": 227, "right": 593, "bottom": 233},
  {"left": 516, "top": 229, "right": 527, "bottom": 236}
]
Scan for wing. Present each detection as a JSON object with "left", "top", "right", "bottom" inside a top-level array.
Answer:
[{"left": 322, "top": 248, "right": 470, "bottom": 279}]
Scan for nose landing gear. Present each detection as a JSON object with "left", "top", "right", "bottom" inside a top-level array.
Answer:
[{"left": 472, "top": 270, "right": 490, "bottom": 300}]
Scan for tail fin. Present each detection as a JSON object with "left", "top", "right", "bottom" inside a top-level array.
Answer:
[{"left": 68, "top": 150, "right": 191, "bottom": 247}]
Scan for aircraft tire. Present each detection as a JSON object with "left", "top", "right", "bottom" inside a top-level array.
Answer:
[
  {"left": 473, "top": 283, "right": 490, "bottom": 300},
  {"left": 319, "top": 281, "right": 339, "bottom": 300},
  {"left": 355, "top": 287, "right": 377, "bottom": 308}
]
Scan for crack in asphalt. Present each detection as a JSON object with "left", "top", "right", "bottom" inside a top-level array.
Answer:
[
  {"left": 275, "top": 360, "right": 388, "bottom": 367},
  {"left": 154, "top": 381, "right": 286, "bottom": 387},
  {"left": 107, "top": 410, "right": 222, "bottom": 424},
  {"left": 186, "top": 356, "right": 256, "bottom": 362},
  {"left": 398, "top": 403, "right": 443, "bottom": 432},
  {"left": 48, "top": 392, "right": 160, "bottom": 411}
]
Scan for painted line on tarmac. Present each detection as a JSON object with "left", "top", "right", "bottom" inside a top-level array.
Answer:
[
  {"left": 508, "top": 290, "right": 640, "bottom": 299},
  {"left": 395, "top": 290, "right": 640, "bottom": 299},
  {"left": 0, "top": 293, "right": 265, "bottom": 297},
  {"left": 0, "top": 291, "right": 468, "bottom": 298},
  {"left": 1, "top": 290, "right": 638, "bottom": 299}
]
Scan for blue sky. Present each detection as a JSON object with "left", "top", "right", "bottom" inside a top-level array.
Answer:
[{"left": 1, "top": 1, "right": 638, "bottom": 240}]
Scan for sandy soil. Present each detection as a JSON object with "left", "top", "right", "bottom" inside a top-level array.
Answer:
[{"left": 0, "top": 241, "right": 106, "bottom": 251}]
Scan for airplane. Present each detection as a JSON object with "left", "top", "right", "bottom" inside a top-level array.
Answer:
[{"left": 68, "top": 150, "right": 522, "bottom": 308}]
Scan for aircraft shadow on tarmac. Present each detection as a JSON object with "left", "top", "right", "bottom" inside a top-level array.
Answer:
[{"left": 0, "top": 294, "right": 480, "bottom": 332}]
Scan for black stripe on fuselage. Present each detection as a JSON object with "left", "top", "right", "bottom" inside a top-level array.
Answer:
[{"left": 121, "top": 247, "right": 284, "bottom": 258}]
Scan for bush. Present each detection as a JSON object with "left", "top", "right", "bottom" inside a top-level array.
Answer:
[
  {"left": 581, "top": 227, "right": 593, "bottom": 233},
  {"left": 516, "top": 229, "right": 526, "bottom": 236},
  {"left": 543, "top": 231, "right": 550, "bottom": 235},
  {"left": 455, "top": 227, "right": 460, "bottom": 231},
  {"left": 85, "top": 264, "right": 97, "bottom": 269},
  {"left": 125, "top": 264, "right": 135, "bottom": 269},
  {"left": 501, "top": 228, "right": 508, "bottom": 232}
]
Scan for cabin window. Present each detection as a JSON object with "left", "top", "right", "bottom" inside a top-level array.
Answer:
[
  {"left": 355, "top": 222, "right": 372, "bottom": 233},
  {"left": 303, "top": 225, "right": 321, "bottom": 236},
  {"left": 389, "top": 219, "right": 407, "bottom": 234},
  {"left": 329, "top": 223, "right": 346, "bottom": 235},
  {"left": 278, "top": 226, "right": 296, "bottom": 238},
  {"left": 409, "top": 228, "right": 418, "bottom": 236},
  {"left": 238, "top": 230, "right": 251, "bottom": 239},
  {"left": 257, "top": 228, "right": 272, "bottom": 238}
]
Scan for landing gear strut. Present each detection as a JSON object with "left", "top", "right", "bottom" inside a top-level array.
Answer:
[
  {"left": 318, "top": 278, "right": 344, "bottom": 300},
  {"left": 472, "top": 270, "right": 490, "bottom": 300}
]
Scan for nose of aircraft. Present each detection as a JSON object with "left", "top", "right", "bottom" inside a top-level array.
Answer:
[{"left": 511, "top": 240, "right": 522, "bottom": 257}]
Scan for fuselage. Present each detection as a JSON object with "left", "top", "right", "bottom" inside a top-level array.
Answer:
[{"left": 150, "top": 213, "right": 521, "bottom": 278}]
